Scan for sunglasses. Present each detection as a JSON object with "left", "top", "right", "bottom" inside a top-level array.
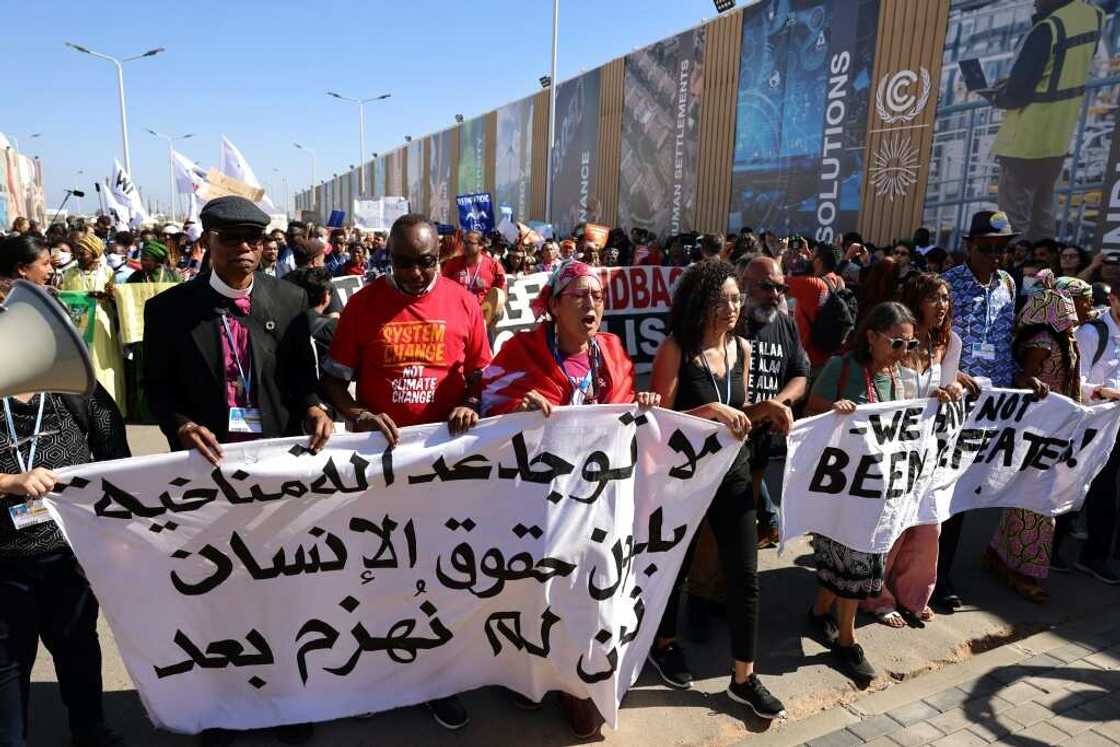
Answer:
[
  {"left": 875, "top": 331, "right": 919, "bottom": 351},
  {"left": 391, "top": 253, "right": 439, "bottom": 270},
  {"left": 216, "top": 229, "right": 265, "bottom": 247},
  {"left": 757, "top": 280, "right": 788, "bottom": 294}
]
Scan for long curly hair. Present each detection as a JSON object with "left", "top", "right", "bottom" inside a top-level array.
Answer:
[
  {"left": 899, "top": 272, "right": 953, "bottom": 348},
  {"left": 855, "top": 256, "right": 903, "bottom": 328},
  {"left": 669, "top": 259, "right": 736, "bottom": 360}
]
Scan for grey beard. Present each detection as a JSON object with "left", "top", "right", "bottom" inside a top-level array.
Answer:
[{"left": 749, "top": 304, "right": 778, "bottom": 324}]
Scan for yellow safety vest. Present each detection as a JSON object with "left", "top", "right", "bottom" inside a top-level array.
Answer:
[{"left": 992, "top": 0, "right": 1104, "bottom": 160}]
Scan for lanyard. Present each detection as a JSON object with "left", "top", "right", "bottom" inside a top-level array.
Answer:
[
  {"left": 700, "top": 336, "right": 733, "bottom": 406},
  {"left": 463, "top": 258, "right": 483, "bottom": 291},
  {"left": 863, "top": 365, "right": 898, "bottom": 403},
  {"left": 549, "top": 326, "right": 599, "bottom": 405},
  {"left": 3, "top": 395, "right": 46, "bottom": 473},
  {"left": 220, "top": 315, "right": 252, "bottom": 401}
]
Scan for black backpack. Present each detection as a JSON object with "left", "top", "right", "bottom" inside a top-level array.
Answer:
[{"left": 810, "top": 277, "right": 858, "bottom": 355}]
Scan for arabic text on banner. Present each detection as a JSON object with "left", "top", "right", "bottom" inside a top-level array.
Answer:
[
  {"left": 780, "top": 390, "right": 1120, "bottom": 554},
  {"left": 44, "top": 406, "right": 736, "bottom": 733}
]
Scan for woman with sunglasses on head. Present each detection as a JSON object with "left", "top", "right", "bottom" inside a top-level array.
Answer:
[
  {"left": 480, "top": 259, "right": 658, "bottom": 738},
  {"left": 645, "top": 259, "right": 787, "bottom": 721},
  {"left": 804, "top": 302, "right": 918, "bottom": 684},
  {"left": 859, "top": 276, "right": 965, "bottom": 630}
]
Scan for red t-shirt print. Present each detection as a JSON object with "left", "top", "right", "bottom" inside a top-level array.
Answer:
[
  {"left": 328, "top": 276, "right": 493, "bottom": 427},
  {"left": 442, "top": 253, "right": 506, "bottom": 303}
]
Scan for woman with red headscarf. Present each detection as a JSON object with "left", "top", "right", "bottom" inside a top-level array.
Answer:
[{"left": 480, "top": 260, "right": 658, "bottom": 738}]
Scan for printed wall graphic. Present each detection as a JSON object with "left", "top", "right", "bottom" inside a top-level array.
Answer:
[
  {"left": 407, "top": 139, "right": 425, "bottom": 215},
  {"left": 457, "top": 117, "right": 486, "bottom": 198},
  {"left": 618, "top": 28, "right": 706, "bottom": 238},
  {"left": 429, "top": 130, "right": 452, "bottom": 224},
  {"left": 495, "top": 97, "right": 534, "bottom": 222},
  {"left": 550, "top": 69, "right": 602, "bottom": 237},
  {"left": 728, "top": 0, "right": 880, "bottom": 241},
  {"left": 923, "top": 0, "right": 1117, "bottom": 248}
]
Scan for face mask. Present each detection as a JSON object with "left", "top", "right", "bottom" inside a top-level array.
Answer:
[
  {"left": 1021, "top": 276, "right": 1039, "bottom": 295},
  {"left": 54, "top": 251, "right": 72, "bottom": 266}
]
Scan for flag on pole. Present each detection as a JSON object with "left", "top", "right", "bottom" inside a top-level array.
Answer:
[
  {"left": 111, "top": 159, "right": 148, "bottom": 227},
  {"left": 219, "top": 136, "right": 277, "bottom": 212},
  {"left": 171, "top": 150, "right": 208, "bottom": 194},
  {"left": 100, "top": 179, "right": 131, "bottom": 229}
]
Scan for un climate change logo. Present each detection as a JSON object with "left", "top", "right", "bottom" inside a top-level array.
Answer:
[{"left": 875, "top": 68, "right": 931, "bottom": 125}]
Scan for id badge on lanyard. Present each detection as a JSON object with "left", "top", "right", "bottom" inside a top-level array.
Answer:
[
  {"left": 4, "top": 395, "right": 55, "bottom": 530},
  {"left": 221, "top": 316, "right": 262, "bottom": 433}
]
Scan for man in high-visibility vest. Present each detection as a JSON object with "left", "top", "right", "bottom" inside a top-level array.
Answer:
[{"left": 988, "top": 0, "right": 1104, "bottom": 242}]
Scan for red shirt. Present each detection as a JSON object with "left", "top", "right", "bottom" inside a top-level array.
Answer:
[
  {"left": 328, "top": 276, "right": 493, "bottom": 427},
  {"left": 787, "top": 273, "right": 844, "bottom": 369},
  {"left": 442, "top": 253, "right": 506, "bottom": 303}
]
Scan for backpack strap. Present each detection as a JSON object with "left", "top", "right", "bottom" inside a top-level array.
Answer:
[{"left": 1088, "top": 318, "right": 1109, "bottom": 367}]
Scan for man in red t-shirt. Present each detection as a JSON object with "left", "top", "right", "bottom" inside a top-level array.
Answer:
[
  {"left": 441, "top": 230, "right": 506, "bottom": 304},
  {"left": 785, "top": 243, "right": 846, "bottom": 371},
  {"left": 320, "top": 214, "right": 491, "bottom": 731}
]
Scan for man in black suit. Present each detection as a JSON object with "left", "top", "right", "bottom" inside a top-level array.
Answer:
[
  {"left": 144, "top": 196, "right": 333, "bottom": 464},
  {"left": 143, "top": 199, "right": 331, "bottom": 746}
]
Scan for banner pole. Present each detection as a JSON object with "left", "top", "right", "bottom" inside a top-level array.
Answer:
[{"left": 545, "top": 0, "right": 559, "bottom": 225}]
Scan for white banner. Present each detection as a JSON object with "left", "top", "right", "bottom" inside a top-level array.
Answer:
[
  {"left": 44, "top": 407, "right": 736, "bottom": 733},
  {"left": 111, "top": 159, "right": 147, "bottom": 227},
  {"left": 493, "top": 266, "right": 685, "bottom": 374},
  {"left": 781, "top": 390, "right": 1120, "bottom": 554},
  {"left": 352, "top": 197, "right": 409, "bottom": 231},
  {"left": 219, "top": 136, "right": 277, "bottom": 212}
]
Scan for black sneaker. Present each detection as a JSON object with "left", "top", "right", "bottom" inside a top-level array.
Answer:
[
  {"left": 198, "top": 729, "right": 235, "bottom": 747},
  {"left": 726, "top": 674, "right": 786, "bottom": 720},
  {"left": 647, "top": 642, "right": 693, "bottom": 689},
  {"left": 1074, "top": 557, "right": 1120, "bottom": 585},
  {"left": 1050, "top": 553, "right": 1071, "bottom": 573},
  {"left": 72, "top": 726, "right": 126, "bottom": 747},
  {"left": 834, "top": 643, "right": 877, "bottom": 683},
  {"left": 807, "top": 607, "right": 839, "bottom": 646},
  {"left": 426, "top": 695, "right": 469, "bottom": 730}
]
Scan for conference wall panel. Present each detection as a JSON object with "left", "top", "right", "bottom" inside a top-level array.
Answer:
[
  {"left": 550, "top": 68, "right": 602, "bottom": 236},
  {"left": 496, "top": 96, "right": 535, "bottom": 222},
  {"left": 695, "top": 12, "right": 742, "bottom": 235}
]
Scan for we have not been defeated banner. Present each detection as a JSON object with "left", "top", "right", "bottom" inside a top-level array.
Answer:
[
  {"left": 45, "top": 407, "right": 737, "bottom": 734},
  {"left": 782, "top": 390, "right": 1120, "bottom": 554},
  {"left": 492, "top": 266, "right": 685, "bottom": 374}
]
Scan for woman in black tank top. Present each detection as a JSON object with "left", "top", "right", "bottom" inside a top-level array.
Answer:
[{"left": 646, "top": 260, "right": 786, "bottom": 720}]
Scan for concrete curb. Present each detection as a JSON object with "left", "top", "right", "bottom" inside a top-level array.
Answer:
[{"left": 731, "top": 614, "right": 1118, "bottom": 747}]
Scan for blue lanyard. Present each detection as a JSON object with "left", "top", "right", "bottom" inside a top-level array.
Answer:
[
  {"left": 700, "top": 337, "right": 733, "bottom": 405},
  {"left": 3, "top": 395, "right": 46, "bottom": 473},
  {"left": 220, "top": 315, "right": 252, "bottom": 400},
  {"left": 549, "top": 326, "right": 599, "bottom": 405}
]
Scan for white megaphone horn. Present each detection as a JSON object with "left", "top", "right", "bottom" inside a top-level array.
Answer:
[{"left": 0, "top": 280, "right": 95, "bottom": 398}]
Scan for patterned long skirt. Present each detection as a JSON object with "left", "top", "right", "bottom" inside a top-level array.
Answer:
[
  {"left": 812, "top": 534, "right": 885, "bottom": 600},
  {"left": 989, "top": 509, "right": 1054, "bottom": 580}
]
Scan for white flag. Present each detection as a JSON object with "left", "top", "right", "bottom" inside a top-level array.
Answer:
[
  {"left": 111, "top": 159, "right": 147, "bottom": 227},
  {"left": 219, "top": 136, "right": 277, "bottom": 212},
  {"left": 171, "top": 150, "right": 208, "bottom": 194},
  {"left": 100, "top": 180, "right": 130, "bottom": 229}
]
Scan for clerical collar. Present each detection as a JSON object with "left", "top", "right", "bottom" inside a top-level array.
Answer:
[{"left": 210, "top": 271, "right": 254, "bottom": 300}]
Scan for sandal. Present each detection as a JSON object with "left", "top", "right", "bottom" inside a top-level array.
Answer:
[
  {"left": 919, "top": 606, "right": 935, "bottom": 621},
  {"left": 897, "top": 607, "right": 926, "bottom": 629},
  {"left": 872, "top": 608, "right": 906, "bottom": 628}
]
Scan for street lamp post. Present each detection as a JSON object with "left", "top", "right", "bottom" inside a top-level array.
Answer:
[
  {"left": 545, "top": 0, "right": 559, "bottom": 225},
  {"left": 293, "top": 142, "right": 319, "bottom": 213},
  {"left": 146, "top": 129, "right": 193, "bottom": 221},
  {"left": 274, "top": 168, "right": 290, "bottom": 219},
  {"left": 8, "top": 132, "right": 41, "bottom": 153},
  {"left": 65, "top": 42, "right": 165, "bottom": 175},
  {"left": 326, "top": 92, "right": 390, "bottom": 196}
]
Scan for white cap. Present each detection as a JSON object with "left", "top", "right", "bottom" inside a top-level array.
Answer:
[{"left": 160, "top": 224, "right": 182, "bottom": 235}]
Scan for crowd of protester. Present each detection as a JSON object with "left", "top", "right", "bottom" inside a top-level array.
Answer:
[{"left": 0, "top": 201, "right": 1118, "bottom": 746}]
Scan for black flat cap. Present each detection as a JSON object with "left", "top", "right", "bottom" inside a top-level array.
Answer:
[{"left": 199, "top": 195, "right": 270, "bottom": 232}]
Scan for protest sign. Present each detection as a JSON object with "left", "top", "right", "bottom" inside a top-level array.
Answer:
[
  {"left": 327, "top": 210, "right": 346, "bottom": 229},
  {"left": 57, "top": 291, "right": 97, "bottom": 345},
  {"left": 493, "top": 266, "right": 684, "bottom": 374},
  {"left": 352, "top": 197, "right": 409, "bottom": 231},
  {"left": 201, "top": 169, "right": 266, "bottom": 203},
  {"left": 330, "top": 275, "right": 365, "bottom": 308},
  {"left": 456, "top": 192, "right": 495, "bottom": 234},
  {"left": 781, "top": 390, "right": 1120, "bottom": 554},
  {"left": 584, "top": 223, "right": 610, "bottom": 248},
  {"left": 45, "top": 406, "right": 736, "bottom": 733},
  {"left": 114, "top": 283, "right": 179, "bottom": 345}
]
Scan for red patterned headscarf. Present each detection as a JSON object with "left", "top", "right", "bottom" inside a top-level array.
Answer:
[{"left": 529, "top": 260, "right": 601, "bottom": 319}]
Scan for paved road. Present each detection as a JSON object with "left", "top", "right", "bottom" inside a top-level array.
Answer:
[{"left": 26, "top": 426, "right": 1120, "bottom": 746}]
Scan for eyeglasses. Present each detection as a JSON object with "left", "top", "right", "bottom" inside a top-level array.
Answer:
[
  {"left": 390, "top": 253, "right": 439, "bottom": 270},
  {"left": 216, "top": 229, "right": 265, "bottom": 247},
  {"left": 756, "top": 281, "right": 788, "bottom": 294},
  {"left": 875, "top": 331, "right": 919, "bottom": 351},
  {"left": 562, "top": 288, "right": 605, "bottom": 304}
]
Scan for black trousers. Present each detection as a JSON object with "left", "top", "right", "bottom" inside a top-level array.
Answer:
[
  {"left": 1055, "top": 440, "right": 1120, "bottom": 563},
  {"left": 657, "top": 473, "right": 759, "bottom": 663},
  {"left": 0, "top": 550, "right": 104, "bottom": 747}
]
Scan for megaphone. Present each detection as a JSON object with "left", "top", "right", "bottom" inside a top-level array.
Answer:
[{"left": 0, "top": 280, "right": 95, "bottom": 398}]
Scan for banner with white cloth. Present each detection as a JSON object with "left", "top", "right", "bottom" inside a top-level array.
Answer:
[
  {"left": 493, "top": 266, "right": 685, "bottom": 374},
  {"left": 110, "top": 159, "right": 147, "bottom": 227},
  {"left": 352, "top": 197, "right": 409, "bottom": 231},
  {"left": 44, "top": 407, "right": 735, "bottom": 733},
  {"left": 781, "top": 390, "right": 1120, "bottom": 554},
  {"left": 219, "top": 136, "right": 277, "bottom": 212}
]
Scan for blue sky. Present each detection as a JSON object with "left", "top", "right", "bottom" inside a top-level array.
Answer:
[{"left": 8, "top": 0, "right": 725, "bottom": 213}]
